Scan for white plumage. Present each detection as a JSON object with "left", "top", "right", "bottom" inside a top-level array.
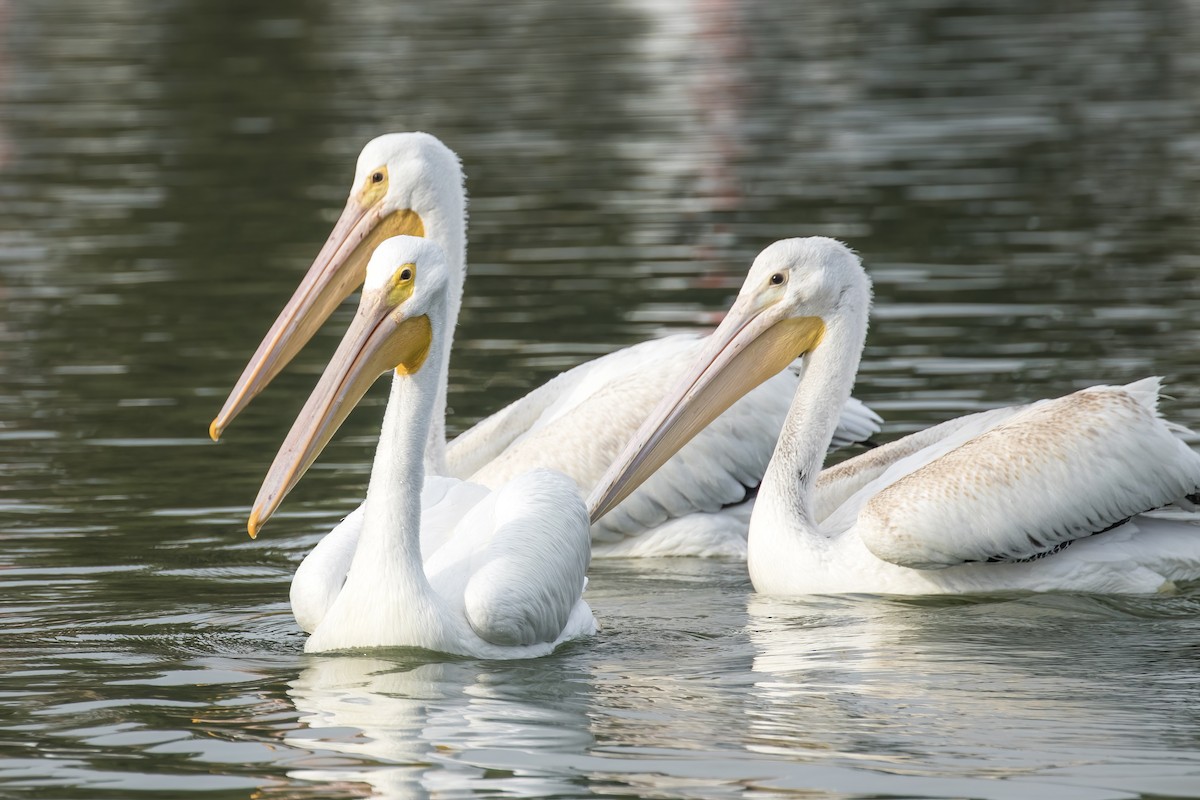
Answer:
[
  {"left": 591, "top": 237, "right": 1200, "bottom": 595},
  {"left": 459, "top": 332, "right": 880, "bottom": 556},
  {"left": 212, "top": 132, "right": 881, "bottom": 557},
  {"left": 253, "top": 237, "right": 594, "bottom": 656},
  {"left": 851, "top": 380, "right": 1199, "bottom": 569}
]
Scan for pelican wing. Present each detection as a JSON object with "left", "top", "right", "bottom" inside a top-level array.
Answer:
[
  {"left": 447, "top": 469, "right": 591, "bottom": 647},
  {"left": 290, "top": 507, "right": 364, "bottom": 634},
  {"left": 417, "top": 476, "right": 493, "bottom": 556},
  {"left": 814, "top": 405, "right": 1029, "bottom": 522},
  {"left": 442, "top": 367, "right": 584, "bottom": 480},
  {"left": 855, "top": 379, "right": 1200, "bottom": 569},
  {"left": 457, "top": 334, "right": 881, "bottom": 544},
  {"left": 445, "top": 335, "right": 703, "bottom": 478}
]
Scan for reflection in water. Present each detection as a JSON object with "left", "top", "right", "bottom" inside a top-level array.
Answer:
[
  {"left": 744, "top": 594, "right": 1200, "bottom": 797},
  {"left": 614, "top": 0, "right": 752, "bottom": 270},
  {"left": 287, "top": 655, "right": 594, "bottom": 798}
]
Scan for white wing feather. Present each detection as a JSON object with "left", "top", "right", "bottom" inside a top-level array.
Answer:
[
  {"left": 425, "top": 469, "right": 590, "bottom": 647},
  {"left": 854, "top": 379, "right": 1200, "bottom": 569},
  {"left": 459, "top": 334, "right": 881, "bottom": 544},
  {"left": 447, "top": 336, "right": 701, "bottom": 475},
  {"left": 443, "top": 370, "right": 579, "bottom": 479},
  {"left": 815, "top": 405, "right": 1029, "bottom": 523},
  {"left": 290, "top": 507, "right": 363, "bottom": 634},
  {"left": 417, "top": 476, "right": 492, "bottom": 556}
]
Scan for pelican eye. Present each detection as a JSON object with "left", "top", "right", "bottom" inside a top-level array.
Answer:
[
  {"left": 386, "top": 263, "right": 417, "bottom": 305},
  {"left": 769, "top": 272, "right": 785, "bottom": 286},
  {"left": 371, "top": 171, "right": 385, "bottom": 184}
]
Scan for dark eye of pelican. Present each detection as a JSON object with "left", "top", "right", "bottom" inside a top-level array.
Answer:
[
  {"left": 770, "top": 272, "right": 785, "bottom": 286},
  {"left": 399, "top": 268, "right": 413, "bottom": 281},
  {"left": 371, "top": 171, "right": 385, "bottom": 184}
]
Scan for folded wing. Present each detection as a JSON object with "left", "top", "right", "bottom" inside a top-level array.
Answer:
[
  {"left": 855, "top": 379, "right": 1200, "bottom": 569},
  {"left": 450, "top": 469, "right": 592, "bottom": 647}
]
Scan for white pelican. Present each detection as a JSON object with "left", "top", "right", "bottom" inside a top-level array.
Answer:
[
  {"left": 250, "top": 236, "right": 595, "bottom": 655},
  {"left": 209, "top": 132, "right": 881, "bottom": 557},
  {"left": 590, "top": 237, "right": 1200, "bottom": 594}
]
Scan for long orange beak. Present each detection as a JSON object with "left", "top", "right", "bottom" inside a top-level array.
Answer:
[
  {"left": 587, "top": 296, "right": 825, "bottom": 524},
  {"left": 208, "top": 197, "right": 424, "bottom": 442},
  {"left": 246, "top": 280, "right": 432, "bottom": 538}
]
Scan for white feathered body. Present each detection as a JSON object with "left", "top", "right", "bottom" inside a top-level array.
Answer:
[
  {"left": 750, "top": 379, "right": 1200, "bottom": 596},
  {"left": 579, "top": 239, "right": 1200, "bottom": 597},
  {"left": 301, "top": 470, "right": 595, "bottom": 657},
  {"left": 286, "top": 238, "right": 595, "bottom": 657}
]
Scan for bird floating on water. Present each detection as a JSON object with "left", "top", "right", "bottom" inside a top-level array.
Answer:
[
  {"left": 590, "top": 237, "right": 1200, "bottom": 594},
  {"left": 210, "top": 132, "right": 881, "bottom": 557},
  {"left": 251, "top": 236, "right": 595, "bottom": 656}
]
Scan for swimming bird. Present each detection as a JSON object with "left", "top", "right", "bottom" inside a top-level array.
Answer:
[
  {"left": 210, "top": 132, "right": 881, "bottom": 557},
  {"left": 589, "top": 237, "right": 1200, "bottom": 594},
  {"left": 250, "top": 236, "right": 595, "bottom": 655}
]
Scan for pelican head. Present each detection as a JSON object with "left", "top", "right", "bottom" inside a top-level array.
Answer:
[
  {"left": 588, "top": 237, "right": 869, "bottom": 522},
  {"left": 247, "top": 235, "right": 452, "bottom": 538},
  {"left": 210, "top": 132, "right": 463, "bottom": 441}
]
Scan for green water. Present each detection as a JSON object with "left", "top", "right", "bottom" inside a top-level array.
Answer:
[{"left": 3, "top": 0, "right": 1200, "bottom": 797}]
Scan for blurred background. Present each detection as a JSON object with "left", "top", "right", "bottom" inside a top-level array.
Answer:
[{"left": 2, "top": 0, "right": 1200, "bottom": 797}]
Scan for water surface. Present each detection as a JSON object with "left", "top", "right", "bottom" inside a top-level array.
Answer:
[{"left": 2, "top": 0, "right": 1200, "bottom": 797}]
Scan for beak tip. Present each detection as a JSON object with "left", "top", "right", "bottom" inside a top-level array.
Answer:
[
  {"left": 247, "top": 511, "right": 261, "bottom": 539},
  {"left": 208, "top": 419, "right": 223, "bottom": 442}
]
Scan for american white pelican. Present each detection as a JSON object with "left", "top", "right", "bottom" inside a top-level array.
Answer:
[
  {"left": 250, "top": 236, "right": 595, "bottom": 655},
  {"left": 210, "top": 132, "right": 881, "bottom": 557},
  {"left": 590, "top": 237, "right": 1200, "bottom": 594}
]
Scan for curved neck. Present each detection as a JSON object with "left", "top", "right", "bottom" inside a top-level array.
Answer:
[
  {"left": 415, "top": 189, "right": 466, "bottom": 475},
  {"left": 348, "top": 307, "right": 452, "bottom": 605},
  {"left": 752, "top": 305, "right": 868, "bottom": 561}
]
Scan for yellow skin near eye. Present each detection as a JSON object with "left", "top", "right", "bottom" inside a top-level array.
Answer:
[
  {"left": 358, "top": 165, "right": 389, "bottom": 206},
  {"left": 387, "top": 262, "right": 416, "bottom": 307},
  {"left": 357, "top": 165, "right": 426, "bottom": 251},
  {"left": 380, "top": 263, "right": 429, "bottom": 375}
]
